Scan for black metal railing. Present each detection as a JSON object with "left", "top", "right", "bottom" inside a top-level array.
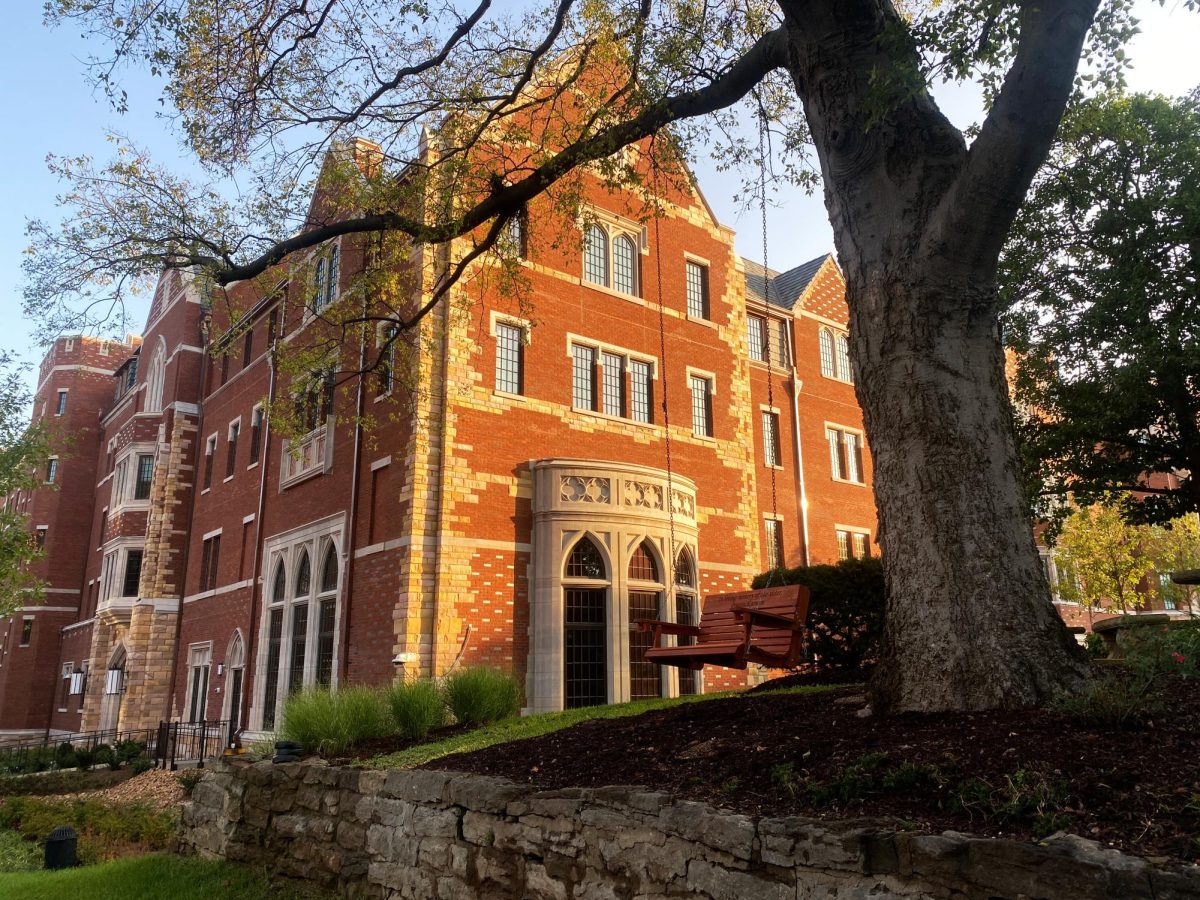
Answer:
[
  {"left": 0, "top": 725, "right": 159, "bottom": 775},
  {"left": 0, "top": 719, "right": 231, "bottom": 774},
  {"left": 154, "top": 719, "right": 230, "bottom": 770}
]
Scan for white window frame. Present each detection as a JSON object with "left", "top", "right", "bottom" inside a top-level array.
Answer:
[
  {"left": 825, "top": 423, "right": 867, "bottom": 485},
  {"left": 110, "top": 443, "right": 157, "bottom": 514},
  {"left": 55, "top": 389, "right": 68, "bottom": 416},
  {"left": 224, "top": 417, "right": 242, "bottom": 482},
  {"left": 686, "top": 367, "right": 717, "bottom": 439},
  {"left": 685, "top": 256, "right": 710, "bottom": 321},
  {"left": 248, "top": 404, "right": 265, "bottom": 468},
  {"left": 184, "top": 642, "right": 213, "bottom": 723},
  {"left": 45, "top": 456, "right": 59, "bottom": 484},
  {"left": 202, "top": 433, "right": 218, "bottom": 492}
]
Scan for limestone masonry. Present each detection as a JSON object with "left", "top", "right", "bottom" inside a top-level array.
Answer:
[{"left": 179, "top": 758, "right": 1200, "bottom": 899}]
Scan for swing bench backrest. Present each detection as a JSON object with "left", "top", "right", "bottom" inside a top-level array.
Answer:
[{"left": 638, "top": 584, "right": 810, "bottom": 671}]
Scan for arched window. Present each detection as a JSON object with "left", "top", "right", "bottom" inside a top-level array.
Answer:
[
  {"left": 262, "top": 561, "right": 287, "bottom": 729},
  {"left": 315, "top": 543, "right": 339, "bottom": 684},
  {"left": 612, "top": 234, "right": 637, "bottom": 296},
  {"left": 225, "top": 630, "right": 245, "bottom": 669},
  {"left": 563, "top": 536, "right": 608, "bottom": 708},
  {"left": 145, "top": 339, "right": 166, "bottom": 413},
  {"left": 313, "top": 257, "right": 327, "bottom": 311},
  {"left": 224, "top": 630, "right": 246, "bottom": 738},
  {"left": 583, "top": 224, "right": 609, "bottom": 287},
  {"left": 674, "top": 548, "right": 699, "bottom": 695},
  {"left": 836, "top": 334, "right": 853, "bottom": 384},
  {"left": 628, "top": 540, "right": 659, "bottom": 582},
  {"left": 295, "top": 549, "right": 311, "bottom": 597},
  {"left": 326, "top": 244, "right": 339, "bottom": 307},
  {"left": 819, "top": 328, "right": 836, "bottom": 379},
  {"left": 320, "top": 544, "right": 338, "bottom": 593},
  {"left": 627, "top": 539, "right": 663, "bottom": 700},
  {"left": 565, "top": 536, "right": 606, "bottom": 580}
]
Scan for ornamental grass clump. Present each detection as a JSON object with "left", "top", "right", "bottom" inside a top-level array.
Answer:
[
  {"left": 443, "top": 667, "right": 522, "bottom": 727},
  {"left": 384, "top": 679, "right": 447, "bottom": 741},
  {"left": 279, "top": 685, "right": 391, "bottom": 756}
]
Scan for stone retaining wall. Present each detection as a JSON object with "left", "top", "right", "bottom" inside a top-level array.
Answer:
[{"left": 179, "top": 758, "right": 1200, "bottom": 899}]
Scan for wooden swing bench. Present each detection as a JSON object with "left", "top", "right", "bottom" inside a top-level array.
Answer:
[{"left": 636, "top": 584, "right": 810, "bottom": 671}]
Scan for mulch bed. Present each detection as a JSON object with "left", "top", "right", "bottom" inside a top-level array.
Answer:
[{"left": 426, "top": 678, "right": 1200, "bottom": 863}]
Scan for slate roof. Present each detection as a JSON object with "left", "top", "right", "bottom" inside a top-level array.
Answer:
[{"left": 742, "top": 254, "right": 831, "bottom": 310}]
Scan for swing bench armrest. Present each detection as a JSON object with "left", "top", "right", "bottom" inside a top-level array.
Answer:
[
  {"left": 634, "top": 619, "right": 701, "bottom": 638},
  {"left": 732, "top": 606, "right": 802, "bottom": 630}
]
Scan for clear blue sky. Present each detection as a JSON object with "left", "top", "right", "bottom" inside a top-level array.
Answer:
[{"left": 1, "top": 3, "right": 1197, "bottom": 393}]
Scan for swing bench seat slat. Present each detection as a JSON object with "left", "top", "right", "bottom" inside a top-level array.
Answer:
[{"left": 636, "top": 585, "right": 810, "bottom": 672}]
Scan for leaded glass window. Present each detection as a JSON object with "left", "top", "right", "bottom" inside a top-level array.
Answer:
[
  {"left": 583, "top": 224, "right": 609, "bottom": 287},
  {"left": 612, "top": 234, "right": 637, "bottom": 295}
]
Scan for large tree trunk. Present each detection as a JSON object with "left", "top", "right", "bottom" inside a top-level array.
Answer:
[
  {"left": 850, "top": 276, "right": 1089, "bottom": 711},
  {"left": 778, "top": 0, "right": 1097, "bottom": 711}
]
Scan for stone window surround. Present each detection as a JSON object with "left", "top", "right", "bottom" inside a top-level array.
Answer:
[
  {"left": 97, "top": 537, "right": 146, "bottom": 625},
  {"left": 489, "top": 311, "right": 531, "bottom": 397},
  {"left": 527, "top": 459, "right": 700, "bottom": 714},
  {"left": 580, "top": 206, "right": 649, "bottom": 300},
  {"left": 220, "top": 629, "right": 246, "bottom": 724},
  {"left": 110, "top": 441, "right": 158, "bottom": 514},
  {"left": 184, "top": 641, "right": 213, "bottom": 723},
  {"left": 834, "top": 523, "right": 872, "bottom": 561},
  {"left": 825, "top": 420, "right": 866, "bottom": 486},
  {"left": 249, "top": 512, "right": 346, "bottom": 736}
]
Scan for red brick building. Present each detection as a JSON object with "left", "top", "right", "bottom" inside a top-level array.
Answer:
[{"left": 0, "top": 147, "right": 878, "bottom": 739}]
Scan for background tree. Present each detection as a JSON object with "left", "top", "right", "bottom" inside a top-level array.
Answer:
[
  {"left": 1148, "top": 514, "right": 1200, "bottom": 613},
  {"left": 1055, "top": 500, "right": 1157, "bottom": 614},
  {"left": 29, "top": 0, "right": 1185, "bottom": 712},
  {"left": 1003, "top": 91, "right": 1200, "bottom": 525},
  {"left": 0, "top": 355, "right": 49, "bottom": 617}
]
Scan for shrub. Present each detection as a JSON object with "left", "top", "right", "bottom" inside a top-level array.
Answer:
[
  {"left": 74, "top": 748, "right": 96, "bottom": 771},
  {"left": 176, "top": 771, "right": 203, "bottom": 796},
  {"left": 279, "top": 685, "right": 392, "bottom": 756},
  {"left": 55, "top": 742, "right": 78, "bottom": 771},
  {"left": 130, "top": 756, "right": 155, "bottom": 775},
  {"left": 443, "top": 667, "right": 522, "bottom": 727},
  {"left": 115, "top": 740, "right": 146, "bottom": 765},
  {"left": 1060, "top": 621, "right": 1200, "bottom": 727},
  {"left": 0, "top": 796, "right": 174, "bottom": 858},
  {"left": 385, "top": 679, "right": 448, "bottom": 741},
  {"left": 1084, "top": 631, "right": 1107, "bottom": 659},
  {"left": 752, "top": 557, "right": 885, "bottom": 671}
]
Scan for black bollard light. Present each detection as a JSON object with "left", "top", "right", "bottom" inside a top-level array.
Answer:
[{"left": 44, "top": 825, "right": 77, "bottom": 870}]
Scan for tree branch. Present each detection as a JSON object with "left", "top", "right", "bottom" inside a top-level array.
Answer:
[
  {"left": 927, "top": 0, "right": 1101, "bottom": 280},
  {"left": 207, "top": 25, "right": 789, "bottom": 286}
]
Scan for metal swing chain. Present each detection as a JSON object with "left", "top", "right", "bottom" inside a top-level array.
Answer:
[
  {"left": 758, "top": 100, "right": 784, "bottom": 591},
  {"left": 650, "top": 154, "right": 679, "bottom": 596}
]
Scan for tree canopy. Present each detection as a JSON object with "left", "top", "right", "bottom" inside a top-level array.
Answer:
[
  {"left": 1003, "top": 91, "right": 1200, "bottom": 526},
  {"left": 0, "top": 356, "right": 49, "bottom": 617}
]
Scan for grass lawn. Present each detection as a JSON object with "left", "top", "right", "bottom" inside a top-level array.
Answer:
[
  {"left": 0, "top": 854, "right": 327, "bottom": 899},
  {"left": 369, "top": 684, "right": 846, "bottom": 769}
]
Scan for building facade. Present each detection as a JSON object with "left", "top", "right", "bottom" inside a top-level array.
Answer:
[{"left": 0, "top": 147, "right": 879, "bottom": 739}]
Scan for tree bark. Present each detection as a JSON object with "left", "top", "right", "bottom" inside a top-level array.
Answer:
[{"left": 778, "top": 0, "right": 1095, "bottom": 711}]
